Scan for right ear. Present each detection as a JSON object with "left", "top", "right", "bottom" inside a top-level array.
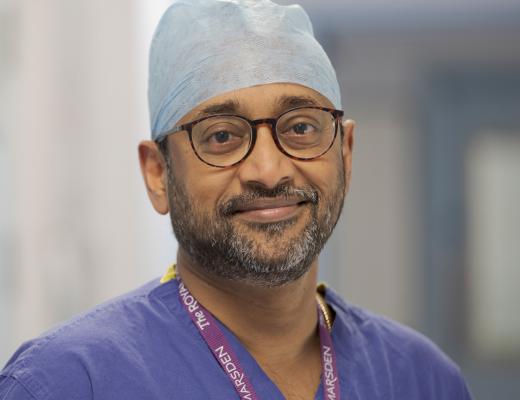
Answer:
[{"left": 138, "top": 140, "right": 170, "bottom": 215}]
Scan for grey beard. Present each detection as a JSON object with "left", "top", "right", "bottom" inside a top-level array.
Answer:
[{"left": 167, "top": 170, "right": 345, "bottom": 287}]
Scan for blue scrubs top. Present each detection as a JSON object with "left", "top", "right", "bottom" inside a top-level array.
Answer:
[{"left": 0, "top": 278, "right": 473, "bottom": 399}]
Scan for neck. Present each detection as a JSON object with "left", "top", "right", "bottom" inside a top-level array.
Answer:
[{"left": 175, "top": 248, "right": 320, "bottom": 365}]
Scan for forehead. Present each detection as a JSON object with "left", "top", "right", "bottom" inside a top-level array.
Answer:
[{"left": 178, "top": 83, "right": 335, "bottom": 124}]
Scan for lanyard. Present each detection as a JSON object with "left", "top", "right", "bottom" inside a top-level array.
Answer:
[{"left": 177, "top": 277, "right": 341, "bottom": 400}]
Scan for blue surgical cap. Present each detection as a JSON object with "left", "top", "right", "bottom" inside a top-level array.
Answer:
[{"left": 148, "top": 0, "right": 342, "bottom": 141}]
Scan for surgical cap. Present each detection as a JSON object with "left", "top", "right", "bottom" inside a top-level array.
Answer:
[{"left": 149, "top": 0, "right": 342, "bottom": 141}]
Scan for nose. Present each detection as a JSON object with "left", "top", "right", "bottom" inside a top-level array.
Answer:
[{"left": 236, "top": 123, "right": 296, "bottom": 189}]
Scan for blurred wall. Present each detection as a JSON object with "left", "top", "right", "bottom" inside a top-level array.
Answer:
[
  {"left": 0, "top": 0, "right": 176, "bottom": 362},
  {"left": 324, "top": 25, "right": 520, "bottom": 325},
  {"left": 303, "top": 2, "right": 520, "bottom": 397}
]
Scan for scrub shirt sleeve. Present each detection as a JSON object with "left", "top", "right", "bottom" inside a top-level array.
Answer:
[
  {"left": 460, "top": 376, "right": 474, "bottom": 400},
  {"left": 0, "top": 376, "right": 37, "bottom": 400}
]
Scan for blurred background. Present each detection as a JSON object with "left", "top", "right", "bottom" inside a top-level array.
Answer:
[{"left": 1, "top": 0, "right": 519, "bottom": 398}]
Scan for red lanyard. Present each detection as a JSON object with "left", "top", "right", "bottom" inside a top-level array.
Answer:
[{"left": 177, "top": 278, "right": 341, "bottom": 399}]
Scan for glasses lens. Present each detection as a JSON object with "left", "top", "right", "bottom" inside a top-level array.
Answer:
[
  {"left": 191, "top": 116, "right": 252, "bottom": 167},
  {"left": 276, "top": 108, "right": 336, "bottom": 159}
]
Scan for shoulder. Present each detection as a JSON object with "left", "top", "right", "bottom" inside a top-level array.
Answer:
[
  {"left": 0, "top": 375, "right": 37, "bottom": 400},
  {"left": 0, "top": 278, "right": 174, "bottom": 400},
  {"left": 326, "top": 287, "right": 473, "bottom": 399},
  {"left": 327, "top": 286, "right": 456, "bottom": 367}
]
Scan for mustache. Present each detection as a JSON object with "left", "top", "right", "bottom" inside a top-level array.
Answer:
[{"left": 219, "top": 183, "right": 318, "bottom": 216}]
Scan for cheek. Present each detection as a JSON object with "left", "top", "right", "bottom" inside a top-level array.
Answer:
[
  {"left": 297, "top": 150, "right": 344, "bottom": 196},
  {"left": 181, "top": 167, "right": 237, "bottom": 211},
  {"left": 169, "top": 137, "right": 236, "bottom": 208}
]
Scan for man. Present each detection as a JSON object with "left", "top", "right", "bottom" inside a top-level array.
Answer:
[{"left": 0, "top": 0, "right": 473, "bottom": 399}]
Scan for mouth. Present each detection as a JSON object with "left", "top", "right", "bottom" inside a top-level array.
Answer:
[{"left": 231, "top": 198, "right": 309, "bottom": 223}]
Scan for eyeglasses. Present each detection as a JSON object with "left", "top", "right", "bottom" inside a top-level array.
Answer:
[{"left": 156, "top": 106, "right": 344, "bottom": 168}]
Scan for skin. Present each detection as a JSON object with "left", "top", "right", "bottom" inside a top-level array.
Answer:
[{"left": 139, "top": 83, "right": 355, "bottom": 399}]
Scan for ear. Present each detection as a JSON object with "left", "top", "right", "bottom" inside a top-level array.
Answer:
[
  {"left": 341, "top": 119, "right": 355, "bottom": 194},
  {"left": 138, "top": 140, "right": 170, "bottom": 215}
]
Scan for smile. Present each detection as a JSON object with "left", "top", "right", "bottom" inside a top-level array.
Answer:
[{"left": 232, "top": 198, "right": 308, "bottom": 223}]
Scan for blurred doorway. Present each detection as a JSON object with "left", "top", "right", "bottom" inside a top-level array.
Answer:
[{"left": 423, "top": 70, "right": 520, "bottom": 399}]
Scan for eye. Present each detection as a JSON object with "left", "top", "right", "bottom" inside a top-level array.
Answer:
[
  {"left": 193, "top": 116, "right": 251, "bottom": 158},
  {"left": 204, "top": 127, "right": 246, "bottom": 145},
  {"left": 196, "top": 122, "right": 249, "bottom": 156},
  {"left": 210, "top": 130, "right": 234, "bottom": 144},
  {"left": 279, "top": 119, "right": 320, "bottom": 137},
  {"left": 199, "top": 122, "right": 246, "bottom": 144},
  {"left": 291, "top": 122, "right": 316, "bottom": 135}
]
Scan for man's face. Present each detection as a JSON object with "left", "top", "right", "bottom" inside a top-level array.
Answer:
[{"left": 161, "top": 83, "right": 352, "bottom": 286}]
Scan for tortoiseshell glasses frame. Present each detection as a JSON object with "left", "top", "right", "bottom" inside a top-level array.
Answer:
[{"left": 155, "top": 106, "right": 344, "bottom": 168}]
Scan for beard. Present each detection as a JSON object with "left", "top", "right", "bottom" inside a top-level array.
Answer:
[{"left": 166, "top": 165, "right": 346, "bottom": 287}]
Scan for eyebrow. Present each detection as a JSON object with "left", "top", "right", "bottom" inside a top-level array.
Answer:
[
  {"left": 194, "top": 94, "right": 322, "bottom": 119},
  {"left": 196, "top": 100, "right": 240, "bottom": 118},
  {"left": 275, "top": 95, "right": 321, "bottom": 111}
]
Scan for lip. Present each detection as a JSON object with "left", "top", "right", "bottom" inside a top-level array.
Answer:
[{"left": 233, "top": 198, "right": 307, "bottom": 223}]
